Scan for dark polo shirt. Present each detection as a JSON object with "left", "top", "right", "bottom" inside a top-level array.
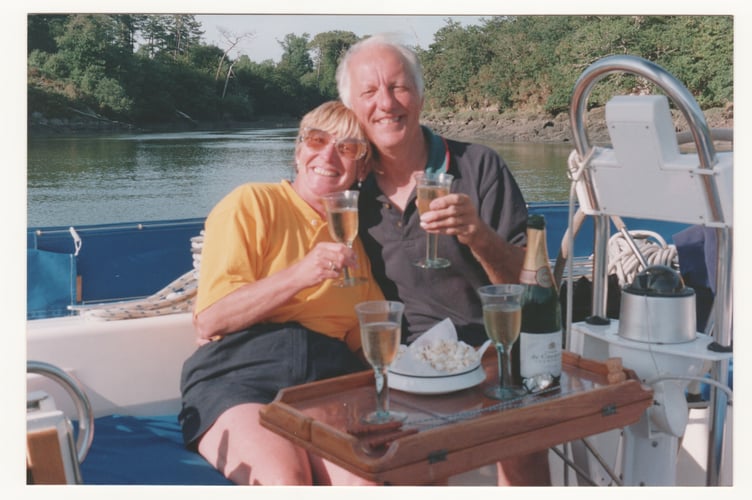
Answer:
[{"left": 358, "top": 127, "right": 528, "bottom": 346}]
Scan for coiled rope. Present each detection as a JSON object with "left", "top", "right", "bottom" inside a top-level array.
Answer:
[{"left": 607, "top": 229, "right": 678, "bottom": 286}]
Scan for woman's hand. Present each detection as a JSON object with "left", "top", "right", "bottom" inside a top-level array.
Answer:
[{"left": 292, "top": 241, "right": 358, "bottom": 289}]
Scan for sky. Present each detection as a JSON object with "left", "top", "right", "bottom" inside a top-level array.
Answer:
[{"left": 195, "top": 14, "right": 483, "bottom": 63}]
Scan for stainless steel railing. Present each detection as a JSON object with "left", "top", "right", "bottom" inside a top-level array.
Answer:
[{"left": 567, "top": 54, "right": 732, "bottom": 486}]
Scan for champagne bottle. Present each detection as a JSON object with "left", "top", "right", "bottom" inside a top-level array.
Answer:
[{"left": 512, "top": 214, "right": 562, "bottom": 388}]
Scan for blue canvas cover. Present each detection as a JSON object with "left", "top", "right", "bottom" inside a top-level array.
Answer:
[{"left": 27, "top": 249, "right": 77, "bottom": 319}]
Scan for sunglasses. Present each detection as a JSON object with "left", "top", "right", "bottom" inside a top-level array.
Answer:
[{"left": 300, "top": 128, "right": 368, "bottom": 160}]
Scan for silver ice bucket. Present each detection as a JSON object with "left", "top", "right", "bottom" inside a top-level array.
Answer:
[{"left": 618, "top": 265, "right": 697, "bottom": 344}]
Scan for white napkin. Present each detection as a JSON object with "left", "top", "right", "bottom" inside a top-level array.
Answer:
[
  {"left": 390, "top": 319, "right": 487, "bottom": 376},
  {"left": 411, "top": 318, "right": 457, "bottom": 348}
]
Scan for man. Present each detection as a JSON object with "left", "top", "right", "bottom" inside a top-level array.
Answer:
[{"left": 336, "top": 33, "right": 551, "bottom": 486}]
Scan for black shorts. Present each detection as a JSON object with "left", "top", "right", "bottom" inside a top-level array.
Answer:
[{"left": 178, "top": 322, "right": 365, "bottom": 448}]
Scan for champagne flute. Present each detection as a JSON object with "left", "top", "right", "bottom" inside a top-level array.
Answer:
[
  {"left": 477, "top": 284, "right": 527, "bottom": 400},
  {"left": 322, "top": 190, "right": 366, "bottom": 287},
  {"left": 414, "top": 172, "right": 454, "bottom": 269},
  {"left": 355, "top": 301, "right": 407, "bottom": 424}
]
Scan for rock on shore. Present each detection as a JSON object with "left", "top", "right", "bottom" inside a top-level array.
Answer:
[{"left": 422, "top": 104, "right": 733, "bottom": 145}]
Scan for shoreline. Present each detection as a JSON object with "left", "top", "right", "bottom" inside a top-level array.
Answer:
[{"left": 28, "top": 105, "right": 732, "bottom": 144}]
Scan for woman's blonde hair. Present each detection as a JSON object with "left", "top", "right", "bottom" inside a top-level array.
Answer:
[{"left": 296, "top": 101, "right": 371, "bottom": 162}]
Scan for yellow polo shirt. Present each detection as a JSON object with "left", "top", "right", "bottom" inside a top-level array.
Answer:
[{"left": 196, "top": 180, "right": 384, "bottom": 352}]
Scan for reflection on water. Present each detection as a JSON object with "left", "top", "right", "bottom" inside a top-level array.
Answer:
[
  {"left": 27, "top": 129, "right": 573, "bottom": 227},
  {"left": 483, "top": 140, "right": 573, "bottom": 203},
  {"left": 28, "top": 129, "right": 299, "bottom": 227}
]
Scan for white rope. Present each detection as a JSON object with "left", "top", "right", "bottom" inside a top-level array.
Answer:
[
  {"left": 69, "top": 226, "right": 82, "bottom": 256},
  {"left": 607, "top": 230, "right": 678, "bottom": 286},
  {"left": 566, "top": 147, "right": 598, "bottom": 183},
  {"left": 69, "top": 231, "right": 204, "bottom": 320},
  {"left": 563, "top": 147, "right": 600, "bottom": 351}
]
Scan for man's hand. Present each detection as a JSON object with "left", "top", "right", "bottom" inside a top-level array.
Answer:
[{"left": 419, "top": 193, "right": 524, "bottom": 283}]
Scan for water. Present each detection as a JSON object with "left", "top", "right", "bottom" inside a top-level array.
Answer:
[
  {"left": 477, "top": 139, "right": 573, "bottom": 202},
  {"left": 27, "top": 129, "right": 574, "bottom": 228}
]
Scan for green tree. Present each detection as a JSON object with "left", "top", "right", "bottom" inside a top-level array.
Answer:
[
  {"left": 472, "top": 16, "right": 587, "bottom": 113},
  {"left": 233, "top": 57, "right": 285, "bottom": 115},
  {"left": 51, "top": 14, "right": 133, "bottom": 116},
  {"left": 165, "top": 14, "right": 204, "bottom": 59},
  {"left": 185, "top": 44, "right": 226, "bottom": 78},
  {"left": 28, "top": 14, "right": 69, "bottom": 54},
  {"left": 112, "top": 14, "right": 148, "bottom": 53},
  {"left": 651, "top": 16, "right": 733, "bottom": 107},
  {"left": 54, "top": 14, "right": 118, "bottom": 78},
  {"left": 138, "top": 15, "right": 171, "bottom": 59},
  {"left": 422, "top": 20, "right": 493, "bottom": 109},
  {"left": 548, "top": 16, "right": 733, "bottom": 112},
  {"left": 27, "top": 14, "right": 732, "bottom": 130},
  {"left": 275, "top": 33, "right": 319, "bottom": 112},
  {"left": 309, "top": 31, "right": 360, "bottom": 99},
  {"left": 138, "top": 14, "right": 204, "bottom": 60},
  {"left": 277, "top": 33, "right": 313, "bottom": 79}
]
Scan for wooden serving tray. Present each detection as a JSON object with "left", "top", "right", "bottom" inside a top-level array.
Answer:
[{"left": 260, "top": 350, "right": 653, "bottom": 485}]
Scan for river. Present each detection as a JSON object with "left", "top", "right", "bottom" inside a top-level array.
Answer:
[{"left": 27, "top": 129, "right": 574, "bottom": 228}]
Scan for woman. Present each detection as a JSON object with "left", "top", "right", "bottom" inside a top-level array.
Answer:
[{"left": 179, "top": 101, "right": 383, "bottom": 485}]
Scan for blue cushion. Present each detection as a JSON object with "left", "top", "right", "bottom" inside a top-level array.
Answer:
[{"left": 79, "top": 414, "right": 232, "bottom": 485}]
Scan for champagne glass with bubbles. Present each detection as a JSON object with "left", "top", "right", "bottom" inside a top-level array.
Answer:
[
  {"left": 322, "top": 190, "right": 366, "bottom": 287},
  {"left": 478, "top": 284, "right": 527, "bottom": 400},
  {"left": 355, "top": 301, "right": 407, "bottom": 424},
  {"left": 414, "top": 172, "right": 454, "bottom": 269}
]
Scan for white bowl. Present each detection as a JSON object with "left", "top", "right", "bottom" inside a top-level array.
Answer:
[{"left": 388, "top": 364, "right": 486, "bottom": 395}]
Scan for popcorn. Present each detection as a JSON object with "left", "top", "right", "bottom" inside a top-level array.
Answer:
[
  {"left": 394, "top": 339, "right": 480, "bottom": 375},
  {"left": 390, "top": 319, "right": 485, "bottom": 376}
]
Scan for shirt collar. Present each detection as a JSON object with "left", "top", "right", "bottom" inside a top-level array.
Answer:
[
  {"left": 422, "top": 125, "right": 450, "bottom": 173},
  {"left": 361, "top": 126, "right": 451, "bottom": 200}
]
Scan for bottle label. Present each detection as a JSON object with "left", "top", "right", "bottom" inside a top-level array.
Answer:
[
  {"left": 519, "top": 330, "right": 562, "bottom": 378},
  {"left": 519, "top": 267, "right": 553, "bottom": 288}
]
